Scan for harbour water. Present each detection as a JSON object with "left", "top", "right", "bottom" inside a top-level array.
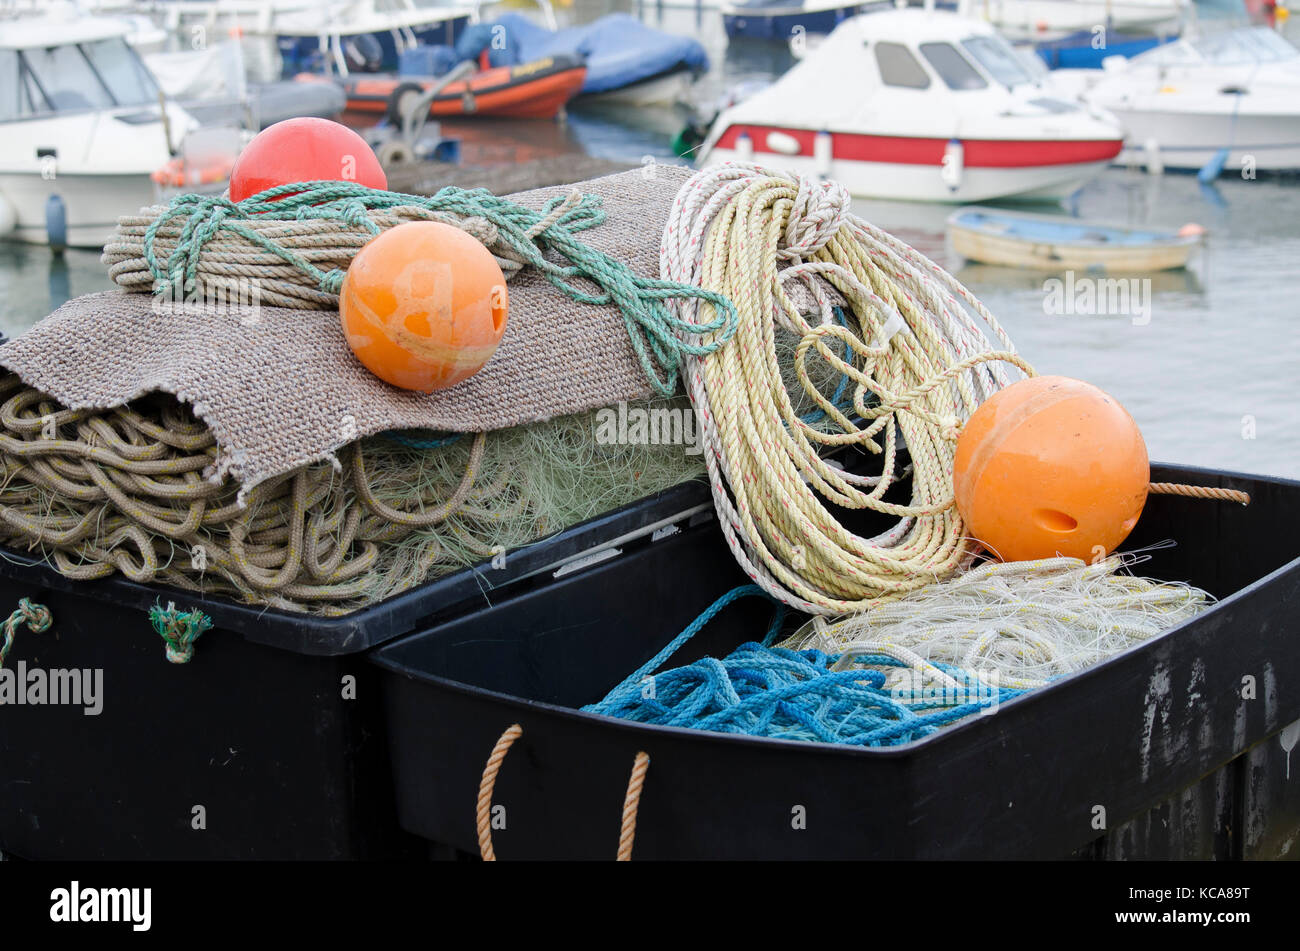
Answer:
[{"left": 1, "top": 0, "right": 1296, "bottom": 480}]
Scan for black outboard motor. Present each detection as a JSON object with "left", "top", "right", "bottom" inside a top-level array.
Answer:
[{"left": 343, "top": 34, "right": 385, "bottom": 73}]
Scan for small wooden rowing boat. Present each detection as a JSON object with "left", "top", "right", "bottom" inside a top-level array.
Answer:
[
  {"left": 343, "top": 55, "right": 587, "bottom": 120},
  {"left": 947, "top": 207, "right": 1205, "bottom": 272}
]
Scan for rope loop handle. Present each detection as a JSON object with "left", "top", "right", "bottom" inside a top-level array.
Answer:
[
  {"left": 618, "top": 752, "right": 651, "bottom": 862},
  {"left": 0, "top": 597, "right": 52, "bottom": 669},
  {"left": 476, "top": 723, "right": 651, "bottom": 861}
]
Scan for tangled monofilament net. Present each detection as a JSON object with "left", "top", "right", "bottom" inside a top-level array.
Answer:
[{"left": 785, "top": 553, "right": 1212, "bottom": 689}]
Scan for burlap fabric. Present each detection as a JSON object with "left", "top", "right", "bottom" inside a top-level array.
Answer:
[
  {"left": 0, "top": 168, "right": 706, "bottom": 490},
  {"left": 0, "top": 165, "right": 840, "bottom": 491}
]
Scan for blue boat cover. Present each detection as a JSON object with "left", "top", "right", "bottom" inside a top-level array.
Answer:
[
  {"left": 398, "top": 44, "right": 464, "bottom": 78},
  {"left": 1033, "top": 30, "right": 1172, "bottom": 69},
  {"left": 450, "top": 13, "right": 707, "bottom": 94}
]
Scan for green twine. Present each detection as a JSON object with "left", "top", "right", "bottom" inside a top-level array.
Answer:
[
  {"left": 143, "top": 182, "right": 740, "bottom": 396},
  {"left": 0, "top": 598, "right": 52, "bottom": 669},
  {"left": 380, "top": 430, "right": 464, "bottom": 450},
  {"left": 149, "top": 601, "right": 213, "bottom": 664}
]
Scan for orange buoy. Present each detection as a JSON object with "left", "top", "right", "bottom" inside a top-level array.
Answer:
[
  {"left": 340, "top": 221, "right": 509, "bottom": 392},
  {"left": 953, "top": 375, "right": 1149, "bottom": 563}
]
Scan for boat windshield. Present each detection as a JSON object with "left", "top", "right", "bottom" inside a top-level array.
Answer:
[
  {"left": 1193, "top": 27, "right": 1299, "bottom": 64},
  {"left": 1, "top": 37, "right": 158, "bottom": 120},
  {"left": 919, "top": 42, "right": 987, "bottom": 90},
  {"left": 961, "top": 35, "right": 1035, "bottom": 87}
]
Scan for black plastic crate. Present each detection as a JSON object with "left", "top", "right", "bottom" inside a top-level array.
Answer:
[
  {"left": 0, "top": 480, "right": 710, "bottom": 860},
  {"left": 371, "top": 464, "right": 1300, "bottom": 860}
]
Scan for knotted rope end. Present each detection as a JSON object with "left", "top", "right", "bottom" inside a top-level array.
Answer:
[{"left": 149, "top": 600, "right": 214, "bottom": 664}]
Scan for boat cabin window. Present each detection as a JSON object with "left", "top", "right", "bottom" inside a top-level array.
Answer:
[
  {"left": 6, "top": 37, "right": 158, "bottom": 119},
  {"left": 960, "top": 35, "right": 1034, "bottom": 87},
  {"left": 875, "top": 42, "right": 930, "bottom": 89},
  {"left": 919, "top": 42, "right": 987, "bottom": 90}
]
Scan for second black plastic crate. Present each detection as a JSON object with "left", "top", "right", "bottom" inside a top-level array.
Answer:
[
  {"left": 372, "top": 464, "right": 1300, "bottom": 860},
  {"left": 0, "top": 479, "right": 711, "bottom": 859}
]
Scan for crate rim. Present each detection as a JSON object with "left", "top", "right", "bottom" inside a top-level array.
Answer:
[
  {"left": 0, "top": 460, "right": 1285, "bottom": 657},
  {"left": 0, "top": 479, "right": 712, "bottom": 657}
]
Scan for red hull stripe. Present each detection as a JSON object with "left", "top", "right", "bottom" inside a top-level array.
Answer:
[{"left": 715, "top": 125, "right": 1123, "bottom": 168}]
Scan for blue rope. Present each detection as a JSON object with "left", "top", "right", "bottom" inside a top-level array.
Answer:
[{"left": 584, "top": 585, "right": 1026, "bottom": 747}]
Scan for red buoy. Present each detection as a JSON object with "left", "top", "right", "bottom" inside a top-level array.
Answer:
[{"left": 228, "top": 117, "right": 387, "bottom": 203}]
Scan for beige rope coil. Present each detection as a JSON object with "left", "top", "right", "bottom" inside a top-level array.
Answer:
[
  {"left": 102, "top": 205, "right": 524, "bottom": 311},
  {"left": 476, "top": 723, "right": 650, "bottom": 861}
]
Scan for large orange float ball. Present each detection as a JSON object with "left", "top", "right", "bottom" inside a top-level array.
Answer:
[
  {"left": 340, "top": 221, "right": 509, "bottom": 392},
  {"left": 229, "top": 117, "right": 387, "bottom": 203},
  {"left": 953, "top": 375, "right": 1149, "bottom": 562}
]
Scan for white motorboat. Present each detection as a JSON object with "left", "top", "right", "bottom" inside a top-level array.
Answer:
[
  {"left": 960, "top": 0, "right": 1190, "bottom": 42},
  {"left": 0, "top": 12, "right": 200, "bottom": 247},
  {"left": 696, "top": 9, "right": 1125, "bottom": 202},
  {"left": 1081, "top": 26, "right": 1300, "bottom": 173},
  {"left": 135, "top": 0, "right": 477, "bottom": 76}
]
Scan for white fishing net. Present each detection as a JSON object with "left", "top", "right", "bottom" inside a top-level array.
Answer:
[{"left": 784, "top": 551, "right": 1212, "bottom": 690}]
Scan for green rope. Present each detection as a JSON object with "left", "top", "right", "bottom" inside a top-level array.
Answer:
[
  {"left": 148, "top": 601, "right": 213, "bottom": 664},
  {"left": 0, "top": 598, "right": 52, "bottom": 669},
  {"left": 143, "top": 182, "right": 740, "bottom": 396}
]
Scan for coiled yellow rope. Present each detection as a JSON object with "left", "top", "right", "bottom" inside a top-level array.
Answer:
[{"left": 661, "top": 165, "right": 1033, "bottom": 615}]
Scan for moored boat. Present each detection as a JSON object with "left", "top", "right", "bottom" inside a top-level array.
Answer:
[
  {"left": 720, "top": 0, "right": 887, "bottom": 40},
  {"left": 963, "top": 0, "right": 1190, "bottom": 42},
  {"left": 133, "top": 0, "right": 475, "bottom": 76},
  {"left": 449, "top": 12, "right": 709, "bottom": 106},
  {"left": 0, "top": 13, "right": 200, "bottom": 248},
  {"left": 343, "top": 54, "right": 587, "bottom": 119},
  {"left": 946, "top": 206, "right": 1205, "bottom": 270},
  {"left": 696, "top": 9, "right": 1125, "bottom": 202},
  {"left": 1081, "top": 26, "right": 1300, "bottom": 173},
  {"left": 143, "top": 41, "right": 348, "bottom": 129}
]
